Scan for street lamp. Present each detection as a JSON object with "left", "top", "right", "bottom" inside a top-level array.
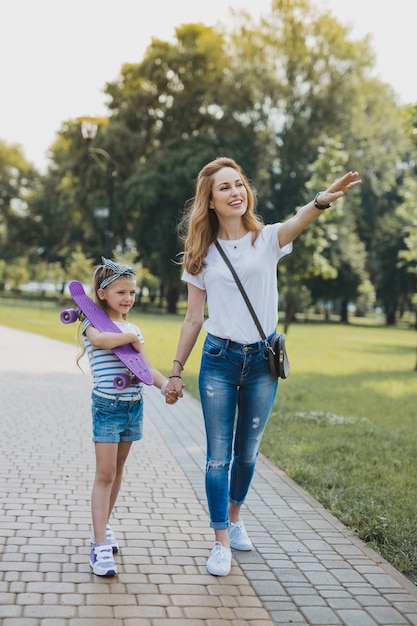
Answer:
[{"left": 77, "top": 116, "right": 117, "bottom": 257}]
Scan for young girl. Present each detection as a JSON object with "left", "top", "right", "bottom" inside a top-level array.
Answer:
[{"left": 79, "top": 257, "right": 178, "bottom": 577}]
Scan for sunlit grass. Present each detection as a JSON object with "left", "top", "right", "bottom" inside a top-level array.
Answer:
[{"left": 262, "top": 322, "right": 417, "bottom": 578}]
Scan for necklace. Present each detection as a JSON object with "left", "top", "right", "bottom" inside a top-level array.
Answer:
[{"left": 218, "top": 230, "right": 247, "bottom": 249}]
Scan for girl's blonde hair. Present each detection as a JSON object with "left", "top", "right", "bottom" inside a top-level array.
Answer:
[
  {"left": 92, "top": 263, "right": 122, "bottom": 316},
  {"left": 178, "top": 156, "right": 264, "bottom": 275}
]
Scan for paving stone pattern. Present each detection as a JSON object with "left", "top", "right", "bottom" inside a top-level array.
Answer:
[{"left": 1, "top": 325, "right": 417, "bottom": 625}]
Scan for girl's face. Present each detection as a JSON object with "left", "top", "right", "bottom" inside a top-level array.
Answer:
[
  {"left": 97, "top": 276, "right": 136, "bottom": 319},
  {"left": 209, "top": 166, "right": 248, "bottom": 218}
]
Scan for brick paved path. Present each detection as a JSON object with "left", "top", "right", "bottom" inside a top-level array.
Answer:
[{"left": 1, "top": 325, "right": 417, "bottom": 625}]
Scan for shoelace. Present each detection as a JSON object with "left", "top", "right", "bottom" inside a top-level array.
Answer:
[
  {"left": 233, "top": 525, "right": 245, "bottom": 540},
  {"left": 211, "top": 542, "right": 226, "bottom": 561}
]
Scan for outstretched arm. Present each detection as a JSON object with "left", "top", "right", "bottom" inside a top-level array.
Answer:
[{"left": 278, "top": 171, "right": 361, "bottom": 248}]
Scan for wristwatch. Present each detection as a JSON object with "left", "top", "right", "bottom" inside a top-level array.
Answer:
[{"left": 314, "top": 192, "right": 331, "bottom": 210}]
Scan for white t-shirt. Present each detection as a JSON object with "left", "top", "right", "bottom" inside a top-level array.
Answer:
[{"left": 182, "top": 223, "right": 292, "bottom": 344}]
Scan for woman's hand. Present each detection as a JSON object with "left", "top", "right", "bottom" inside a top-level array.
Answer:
[
  {"left": 278, "top": 170, "right": 362, "bottom": 248},
  {"left": 165, "top": 376, "right": 185, "bottom": 404},
  {"left": 316, "top": 171, "right": 361, "bottom": 208}
]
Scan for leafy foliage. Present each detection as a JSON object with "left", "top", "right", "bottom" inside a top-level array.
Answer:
[{"left": 0, "top": 0, "right": 415, "bottom": 323}]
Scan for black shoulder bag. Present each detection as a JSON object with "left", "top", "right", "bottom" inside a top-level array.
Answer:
[{"left": 215, "top": 240, "right": 290, "bottom": 379}]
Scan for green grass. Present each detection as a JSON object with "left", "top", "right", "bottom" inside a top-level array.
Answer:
[
  {"left": 1, "top": 297, "right": 417, "bottom": 581},
  {"left": 262, "top": 323, "right": 417, "bottom": 579}
]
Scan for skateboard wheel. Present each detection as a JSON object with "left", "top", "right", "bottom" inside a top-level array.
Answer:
[
  {"left": 60, "top": 309, "right": 78, "bottom": 324},
  {"left": 131, "top": 376, "right": 140, "bottom": 385},
  {"left": 113, "top": 374, "right": 131, "bottom": 390}
]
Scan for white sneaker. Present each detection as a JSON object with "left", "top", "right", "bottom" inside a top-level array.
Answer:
[
  {"left": 89, "top": 543, "right": 117, "bottom": 576},
  {"left": 228, "top": 521, "right": 253, "bottom": 551},
  {"left": 90, "top": 524, "right": 119, "bottom": 553},
  {"left": 206, "top": 542, "right": 232, "bottom": 576}
]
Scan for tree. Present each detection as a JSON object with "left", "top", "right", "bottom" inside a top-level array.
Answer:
[
  {"left": 280, "top": 136, "right": 368, "bottom": 327},
  {"left": 23, "top": 120, "right": 124, "bottom": 267},
  {"left": 395, "top": 175, "right": 417, "bottom": 368},
  {"left": 229, "top": 0, "right": 376, "bottom": 214},
  {"left": 0, "top": 140, "right": 39, "bottom": 260},
  {"left": 65, "top": 248, "right": 95, "bottom": 289},
  {"left": 6, "top": 257, "right": 30, "bottom": 295},
  {"left": 104, "top": 23, "right": 265, "bottom": 312},
  {"left": 17, "top": 0, "right": 413, "bottom": 326},
  {"left": 229, "top": 0, "right": 406, "bottom": 323}
]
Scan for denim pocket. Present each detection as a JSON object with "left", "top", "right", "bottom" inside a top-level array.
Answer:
[
  {"left": 203, "top": 335, "right": 225, "bottom": 358},
  {"left": 92, "top": 394, "right": 113, "bottom": 411}
]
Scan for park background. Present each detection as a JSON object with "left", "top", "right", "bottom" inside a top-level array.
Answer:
[{"left": 1, "top": 0, "right": 416, "bottom": 583}]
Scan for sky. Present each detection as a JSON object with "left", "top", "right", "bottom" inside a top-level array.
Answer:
[{"left": 1, "top": 0, "right": 415, "bottom": 173}]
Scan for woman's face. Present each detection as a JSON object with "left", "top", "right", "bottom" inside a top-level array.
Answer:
[{"left": 209, "top": 167, "right": 248, "bottom": 218}]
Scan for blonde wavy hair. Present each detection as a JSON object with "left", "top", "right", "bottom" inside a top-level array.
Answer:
[{"left": 178, "top": 157, "right": 264, "bottom": 275}]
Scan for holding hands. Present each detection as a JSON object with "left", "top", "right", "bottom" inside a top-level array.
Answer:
[{"left": 162, "top": 375, "right": 185, "bottom": 404}]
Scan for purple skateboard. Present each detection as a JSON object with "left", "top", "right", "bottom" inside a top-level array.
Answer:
[{"left": 60, "top": 280, "right": 154, "bottom": 387}]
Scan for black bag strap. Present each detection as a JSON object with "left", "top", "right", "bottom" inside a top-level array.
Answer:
[{"left": 215, "top": 240, "right": 267, "bottom": 342}]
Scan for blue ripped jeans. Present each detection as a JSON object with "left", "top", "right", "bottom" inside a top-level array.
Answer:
[{"left": 199, "top": 333, "right": 278, "bottom": 530}]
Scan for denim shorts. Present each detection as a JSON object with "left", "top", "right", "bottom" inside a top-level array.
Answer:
[{"left": 91, "top": 390, "right": 144, "bottom": 443}]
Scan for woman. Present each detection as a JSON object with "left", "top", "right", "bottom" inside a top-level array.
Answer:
[{"left": 166, "top": 156, "right": 361, "bottom": 576}]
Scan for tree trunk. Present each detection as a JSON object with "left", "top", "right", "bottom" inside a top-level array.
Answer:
[
  {"left": 340, "top": 300, "right": 349, "bottom": 323},
  {"left": 385, "top": 306, "right": 396, "bottom": 326},
  {"left": 166, "top": 285, "right": 179, "bottom": 315},
  {"left": 283, "top": 290, "right": 298, "bottom": 334}
]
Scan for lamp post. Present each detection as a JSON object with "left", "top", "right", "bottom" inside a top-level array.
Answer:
[{"left": 77, "top": 116, "right": 117, "bottom": 257}]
